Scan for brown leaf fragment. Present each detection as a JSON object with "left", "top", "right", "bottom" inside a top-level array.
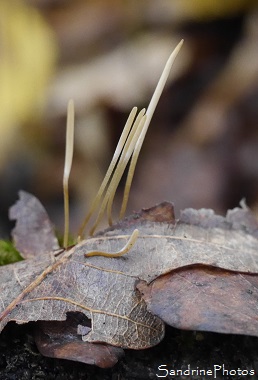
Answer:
[
  {"left": 0, "top": 246, "right": 165, "bottom": 350},
  {"left": 123, "top": 201, "right": 176, "bottom": 224},
  {"left": 2, "top": 201, "right": 258, "bottom": 356},
  {"left": 96, "top": 201, "right": 175, "bottom": 233},
  {"left": 84, "top": 202, "right": 258, "bottom": 283},
  {"left": 34, "top": 312, "right": 124, "bottom": 368},
  {"left": 138, "top": 265, "right": 258, "bottom": 336},
  {"left": 9, "top": 191, "right": 59, "bottom": 258}
]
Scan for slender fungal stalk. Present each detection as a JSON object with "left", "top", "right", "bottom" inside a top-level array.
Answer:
[
  {"left": 77, "top": 107, "right": 138, "bottom": 241},
  {"left": 120, "top": 39, "right": 184, "bottom": 218},
  {"left": 106, "top": 112, "right": 146, "bottom": 226},
  {"left": 89, "top": 111, "right": 146, "bottom": 235},
  {"left": 63, "top": 100, "right": 74, "bottom": 248},
  {"left": 78, "top": 39, "right": 184, "bottom": 239}
]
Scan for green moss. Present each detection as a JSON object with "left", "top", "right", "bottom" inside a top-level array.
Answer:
[
  {"left": 0, "top": 240, "right": 23, "bottom": 265},
  {"left": 55, "top": 231, "right": 76, "bottom": 248}
]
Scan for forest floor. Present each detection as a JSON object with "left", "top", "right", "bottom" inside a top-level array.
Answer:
[{"left": 1, "top": 322, "right": 257, "bottom": 380}]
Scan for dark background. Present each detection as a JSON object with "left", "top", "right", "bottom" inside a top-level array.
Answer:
[{"left": 1, "top": 0, "right": 258, "bottom": 238}]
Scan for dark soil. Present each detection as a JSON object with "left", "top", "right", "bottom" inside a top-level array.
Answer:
[{"left": 0, "top": 322, "right": 257, "bottom": 380}]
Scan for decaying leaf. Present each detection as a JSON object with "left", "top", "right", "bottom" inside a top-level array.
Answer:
[
  {"left": 2, "top": 199, "right": 258, "bottom": 361},
  {"left": 9, "top": 190, "right": 59, "bottom": 258},
  {"left": 82, "top": 201, "right": 258, "bottom": 281},
  {"left": 0, "top": 244, "right": 164, "bottom": 350},
  {"left": 0, "top": 199, "right": 166, "bottom": 350},
  {"left": 138, "top": 265, "right": 258, "bottom": 336},
  {"left": 34, "top": 312, "right": 124, "bottom": 368}
]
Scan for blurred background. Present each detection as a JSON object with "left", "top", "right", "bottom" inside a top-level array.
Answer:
[{"left": 1, "top": 0, "right": 258, "bottom": 238}]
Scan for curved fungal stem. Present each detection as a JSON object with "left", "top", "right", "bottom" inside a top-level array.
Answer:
[
  {"left": 85, "top": 229, "right": 139, "bottom": 258},
  {"left": 63, "top": 99, "right": 74, "bottom": 248}
]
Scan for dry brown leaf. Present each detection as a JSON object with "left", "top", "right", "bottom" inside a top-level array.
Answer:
[
  {"left": 2, "top": 199, "right": 258, "bottom": 360},
  {"left": 138, "top": 265, "right": 258, "bottom": 336},
  {"left": 34, "top": 312, "right": 124, "bottom": 368},
  {"left": 9, "top": 191, "right": 59, "bottom": 258}
]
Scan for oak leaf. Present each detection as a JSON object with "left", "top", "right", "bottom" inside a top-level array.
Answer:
[{"left": 2, "top": 195, "right": 258, "bottom": 366}]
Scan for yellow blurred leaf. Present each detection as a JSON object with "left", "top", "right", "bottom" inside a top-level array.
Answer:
[{"left": 0, "top": 0, "right": 57, "bottom": 167}]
